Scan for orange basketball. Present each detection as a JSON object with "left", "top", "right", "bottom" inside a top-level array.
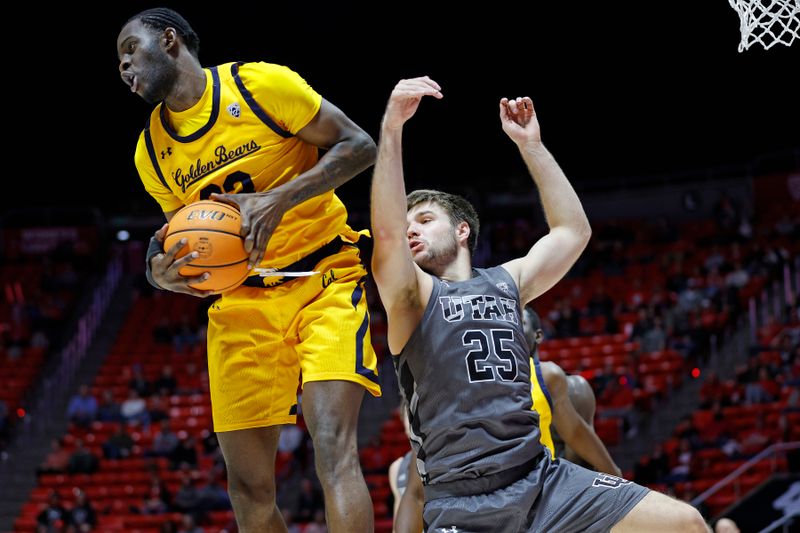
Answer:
[{"left": 163, "top": 200, "right": 250, "bottom": 294}]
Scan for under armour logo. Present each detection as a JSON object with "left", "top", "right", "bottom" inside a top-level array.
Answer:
[
  {"left": 227, "top": 102, "right": 241, "bottom": 118},
  {"left": 160, "top": 147, "right": 172, "bottom": 159},
  {"left": 439, "top": 527, "right": 459, "bottom": 533},
  {"left": 496, "top": 281, "right": 510, "bottom": 295}
]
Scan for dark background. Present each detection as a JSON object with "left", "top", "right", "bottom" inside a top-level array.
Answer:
[{"left": 21, "top": 2, "right": 800, "bottom": 219}]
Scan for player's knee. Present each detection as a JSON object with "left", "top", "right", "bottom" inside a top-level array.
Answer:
[
  {"left": 312, "top": 425, "right": 359, "bottom": 481},
  {"left": 227, "top": 467, "right": 276, "bottom": 502}
]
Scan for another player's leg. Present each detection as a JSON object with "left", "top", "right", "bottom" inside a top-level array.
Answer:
[
  {"left": 303, "top": 380, "right": 373, "bottom": 531},
  {"left": 217, "top": 427, "right": 288, "bottom": 533},
  {"left": 611, "top": 490, "right": 709, "bottom": 533}
]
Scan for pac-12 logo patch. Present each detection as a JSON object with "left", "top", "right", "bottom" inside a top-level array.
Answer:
[
  {"left": 227, "top": 102, "right": 241, "bottom": 118},
  {"left": 592, "top": 474, "right": 633, "bottom": 489}
]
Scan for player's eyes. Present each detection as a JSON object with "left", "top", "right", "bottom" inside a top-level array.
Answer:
[{"left": 128, "top": 42, "right": 137, "bottom": 53}]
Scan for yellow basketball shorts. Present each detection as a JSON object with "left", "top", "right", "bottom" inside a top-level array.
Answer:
[{"left": 206, "top": 242, "right": 381, "bottom": 432}]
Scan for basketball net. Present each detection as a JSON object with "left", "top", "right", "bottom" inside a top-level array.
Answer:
[{"left": 728, "top": 0, "right": 800, "bottom": 51}]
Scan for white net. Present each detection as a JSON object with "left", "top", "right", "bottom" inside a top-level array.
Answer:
[{"left": 728, "top": 0, "right": 800, "bottom": 51}]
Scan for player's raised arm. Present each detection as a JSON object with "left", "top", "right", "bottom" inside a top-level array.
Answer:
[
  {"left": 370, "top": 77, "right": 442, "bottom": 353},
  {"left": 498, "top": 97, "right": 591, "bottom": 304}
]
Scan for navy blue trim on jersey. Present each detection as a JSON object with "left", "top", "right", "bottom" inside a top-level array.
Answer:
[
  {"left": 143, "top": 116, "right": 171, "bottom": 191},
  {"left": 350, "top": 282, "right": 364, "bottom": 311},
  {"left": 231, "top": 62, "right": 293, "bottom": 138},
  {"left": 354, "top": 311, "right": 379, "bottom": 384},
  {"left": 159, "top": 66, "right": 221, "bottom": 143},
  {"left": 533, "top": 350, "right": 554, "bottom": 410}
]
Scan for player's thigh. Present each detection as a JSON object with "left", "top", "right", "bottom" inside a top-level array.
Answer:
[{"left": 611, "top": 490, "right": 706, "bottom": 533}]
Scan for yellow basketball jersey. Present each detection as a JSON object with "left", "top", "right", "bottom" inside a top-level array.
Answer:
[
  {"left": 134, "top": 61, "right": 357, "bottom": 269},
  {"left": 530, "top": 354, "right": 555, "bottom": 456}
]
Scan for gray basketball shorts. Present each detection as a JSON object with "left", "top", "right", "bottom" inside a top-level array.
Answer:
[{"left": 423, "top": 452, "right": 649, "bottom": 532}]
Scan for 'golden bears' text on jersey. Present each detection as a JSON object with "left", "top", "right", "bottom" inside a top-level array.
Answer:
[{"left": 134, "top": 61, "right": 357, "bottom": 270}]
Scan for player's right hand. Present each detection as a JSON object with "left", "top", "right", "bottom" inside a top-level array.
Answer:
[
  {"left": 150, "top": 226, "right": 214, "bottom": 298},
  {"left": 382, "top": 76, "right": 443, "bottom": 131}
]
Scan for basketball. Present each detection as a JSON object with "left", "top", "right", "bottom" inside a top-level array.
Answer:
[{"left": 163, "top": 200, "right": 250, "bottom": 294}]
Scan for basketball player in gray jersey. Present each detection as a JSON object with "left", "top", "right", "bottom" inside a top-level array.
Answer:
[{"left": 370, "top": 76, "right": 708, "bottom": 532}]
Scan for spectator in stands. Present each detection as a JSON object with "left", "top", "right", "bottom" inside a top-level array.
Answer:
[
  {"left": 121, "top": 389, "right": 150, "bottom": 427},
  {"left": 66, "top": 385, "right": 98, "bottom": 428},
  {"left": 37, "top": 439, "right": 71, "bottom": 476},
  {"left": 641, "top": 315, "right": 667, "bottom": 353},
  {"left": 554, "top": 298, "right": 580, "bottom": 337},
  {"left": 170, "top": 435, "right": 199, "bottom": 470},
  {"left": 127, "top": 364, "right": 152, "bottom": 398},
  {"left": 665, "top": 437, "right": 693, "bottom": 484},
  {"left": 173, "top": 474, "right": 201, "bottom": 514},
  {"left": 176, "top": 513, "right": 204, "bottom": 533},
  {"left": 96, "top": 389, "right": 122, "bottom": 423},
  {"left": 68, "top": 488, "right": 97, "bottom": 532},
  {"left": 745, "top": 366, "right": 777, "bottom": 405},
  {"left": 196, "top": 470, "right": 231, "bottom": 511},
  {"left": 147, "top": 390, "right": 170, "bottom": 424},
  {"left": 67, "top": 439, "right": 99, "bottom": 475},
  {"left": 102, "top": 423, "right": 134, "bottom": 460},
  {"left": 154, "top": 365, "right": 178, "bottom": 396},
  {"left": 724, "top": 260, "right": 750, "bottom": 290},
  {"left": 150, "top": 420, "right": 180, "bottom": 457},
  {"left": 140, "top": 483, "right": 170, "bottom": 515},
  {"left": 36, "top": 491, "right": 70, "bottom": 533}
]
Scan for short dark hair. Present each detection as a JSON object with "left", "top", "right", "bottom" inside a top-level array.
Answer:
[
  {"left": 524, "top": 307, "right": 544, "bottom": 347},
  {"left": 407, "top": 189, "right": 480, "bottom": 255},
  {"left": 128, "top": 8, "right": 200, "bottom": 59}
]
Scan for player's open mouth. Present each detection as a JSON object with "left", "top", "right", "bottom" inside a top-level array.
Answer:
[
  {"left": 121, "top": 72, "right": 138, "bottom": 93},
  {"left": 409, "top": 240, "right": 423, "bottom": 253}
]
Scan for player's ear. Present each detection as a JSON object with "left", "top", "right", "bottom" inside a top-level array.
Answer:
[
  {"left": 162, "top": 27, "right": 177, "bottom": 52},
  {"left": 456, "top": 221, "right": 470, "bottom": 245}
]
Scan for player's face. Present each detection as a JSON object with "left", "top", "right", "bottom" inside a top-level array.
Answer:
[
  {"left": 406, "top": 202, "right": 459, "bottom": 273},
  {"left": 117, "top": 20, "right": 179, "bottom": 104}
]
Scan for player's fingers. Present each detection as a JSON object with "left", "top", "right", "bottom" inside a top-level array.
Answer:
[
  {"left": 209, "top": 193, "right": 239, "bottom": 209},
  {"left": 174, "top": 251, "right": 199, "bottom": 268},
  {"left": 154, "top": 223, "right": 169, "bottom": 241},
  {"left": 164, "top": 238, "right": 188, "bottom": 259},
  {"left": 248, "top": 227, "right": 265, "bottom": 268}
]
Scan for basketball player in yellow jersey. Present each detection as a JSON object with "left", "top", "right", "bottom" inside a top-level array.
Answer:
[
  {"left": 118, "top": 8, "right": 379, "bottom": 532},
  {"left": 522, "top": 307, "right": 621, "bottom": 476}
]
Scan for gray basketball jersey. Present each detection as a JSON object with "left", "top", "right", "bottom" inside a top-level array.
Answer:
[
  {"left": 396, "top": 450, "right": 412, "bottom": 496},
  {"left": 394, "top": 266, "right": 543, "bottom": 494}
]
